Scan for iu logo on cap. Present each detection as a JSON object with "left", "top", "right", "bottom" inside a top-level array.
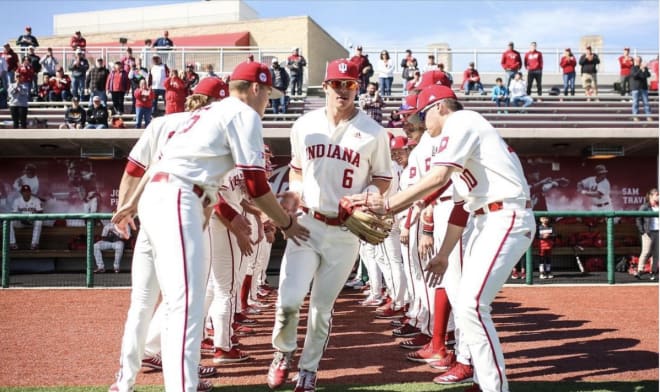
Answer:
[
  {"left": 338, "top": 62, "right": 348, "bottom": 74},
  {"left": 259, "top": 73, "right": 267, "bottom": 82},
  {"left": 219, "top": 90, "right": 226, "bottom": 97}
]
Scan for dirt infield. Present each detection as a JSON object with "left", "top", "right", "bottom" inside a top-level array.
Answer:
[{"left": 0, "top": 285, "right": 657, "bottom": 388}]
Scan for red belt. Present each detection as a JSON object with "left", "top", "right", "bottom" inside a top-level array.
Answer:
[
  {"left": 439, "top": 196, "right": 452, "bottom": 202},
  {"left": 301, "top": 206, "right": 341, "bottom": 226},
  {"left": 151, "top": 172, "right": 209, "bottom": 206},
  {"left": 474, "top": 200, "right": 532, "bottom": 215}
]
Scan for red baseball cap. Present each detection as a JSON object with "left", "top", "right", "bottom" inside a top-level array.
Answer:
[
  {"left": 230, "top": 61, "right": 272, "bottom": 87},
  {"left": 406, "top": 138, "right": 419, "bottom": 147},
  {"left": 417, "top": 70, "right": 451, "bottom": 90},
  {"left": 193, "top": 77, "right": 229, "bottom": 99},
  {"left": 398, "top": 93, "right": 418, "bottom": 115},
  {"left": 324, "top": 59, "right": 359, "bottom": 82},
  {"left": 390, "top": 136, "right": 408, "bottom": 150},
  {"left": 417, "top": 85, "right": 457, "bottom": 113}
]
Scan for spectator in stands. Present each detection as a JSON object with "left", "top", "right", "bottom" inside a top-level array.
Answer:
[
  {"left": 94, "top": 221, "right": 129, "bottom": 273},
  {"left": 423, "top": 54, "right": 437, "bottom": 72},
  {"left": 26, "top": 46, "right": 41, "bottom": 95},
  {"left": 48, "top": 68, "right": 72, "bottom": 102},
  {"left": 287, "top": 47, "right": 307, "bottom": 96},
  {"left": 386, "top": 109, "right": 404, "bottom": 128},
  {"left": 400, "top": 49, "right": 418, "bottom": 93},
  {"left": 359, "top": 81, "right": 384, "bottom": 124},
  {"left": 152, "top": 30, "right": 174, "bottom": 67},
  {"left": 36, "top": 74, "right": 50, "bottom": 102},
  {"left": 491, "top": 77, "right": 510, "bottom": 113},
  {"left": 405, "top": 70, "right": 421, "bottom": 93},
  {"left": 560, "top": 48, "right": 576, "bottom": 97},
  {"left": 0, "top": 50, "right": 7, "bottom": 89},
  {"left": 133, "top": 79, "right": 154, "bottom": 128},
  {"left": 120, "top": 47, "right": 136, "bottom": 73},
  {"left": 85, "top": 96, "right": 109, "bottom": 129},
  {"left": 579, "top": 46, "right": 600, "bottom": 97},
  {"left": 106, "top": 61, "right": 129, "bottom": 115},
  {"left": 8, "top": 184, "right": 43, "bottom": 250},
  {"left": 163, "top": 69, "right": 187, "bottom": 114},
  {"left": 376, "top": 49, "right": 394, "bottom": 97},
  {"left": 70, "top": 31, "right": 87, "bottom": 51},
  {"left": 128, "top": 59, "right": 149, "bottom": 114},
  {"left": 349, "top": 45, "right": 372, "bottom": 94},
  {"left": 39, "top": 47, "right": 58, "bottom": 77},
  {"left": 270, "top": 58, "right": 290, "bottom": 114},
  {"left": 16, "top": 26, "right": 39, "bottom": 50},
  {"left": 501, "top": 41, "right": 522, "bottom": 87},
  {"left": 618, "top": 47, "right": 634, "bottom": 96},
  {"left": 13, "top": 163, "right": 40, "bottom": 197},
  {"left": 577, "top": 164, "right": 612, "bottom": 213},
  {"left": 8, "top": 81, "right": 29, "bottom": 128},
  {"left": 148, "top": 54, "right": 168, "bottom": 115},
  {"left": 438, "top": 63, "right": 453, "bottom": 86},
  {"left": 59, "top": 96, "right": 86, "bottom": 129},
  {"left": 635, "top": 188, "right": 659, "bottom": 280},
  {"left": 649, "top": 55, "right": 659, "bottom": 91},
  {"left": 462, "top": 61, "right": 486, "bottom": 95},
  {"left": 16, "top": 56, "right": 34, "bottom": 98},
  {"left": 184, "top": 63, "right": 199, "bottom": 94},
  {"left": 509, "top": 72, "right": 533, "bottom": 110},
  {"left": 524, "top": 41, "right": 543, "bottom": 99},
  {"left": 3, "top": 43, "right": 19, "bottom": 84},
  {"left": 204, "top": 63, "right": 219, "bottom": 79},
  {"left": 630, "top": 55, "right": 652, "bottom": 122},
  {"left": 537, "top": 216, "right": 555, "bottom": 279},
  {"left": 140, "top": 38, "right": 152, "bottom": 64},
  {"left": 69, "top": 49, "right": 89, "bottom": 100},
  {"left": 86, "top": 58, "right": 109, "bottom": 106}
]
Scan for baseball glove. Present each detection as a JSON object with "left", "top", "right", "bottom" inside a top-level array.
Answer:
[{"left": 338, "top": 197, "right": 393, "bottom": 245}]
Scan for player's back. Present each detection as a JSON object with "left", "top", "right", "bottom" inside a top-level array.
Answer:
[{"left": 128, "top": 112, "right": 190, "bottom": 169}]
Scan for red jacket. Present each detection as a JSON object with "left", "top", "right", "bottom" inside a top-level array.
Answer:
[
  {"left": 16, "top": 64, "right": 34, "bottom": 83},
  {"left": 619, "top": 55, "right": 634, "bottom": 76},
  {"left": 106, "top": 69, "right": 129, "bottom": 92},
  {"left": 164, "top": 76, "right": 187, "bottom": 114},
  {"left": 560, "top": 55, "right": 577, "bottom": 74},
  {"left": 524, "top": 50, "right": 543, "bottom": 71},
  {"left": 462, "top": 68, "right": 480, "bottom": 84},
  {"left": 134, "top": 88, "right": 155, "bottom": 109},
  {"left": 70, "top": 36, "right": 87, "bottom": 50},
  {"left": 4, "top": 49, "right": 19, "bottom": 72},
  {"left": 501, "top": 49, "right": 522, "bottom": 71},
  {"left": 49, "top": 75, "right": 71, "bottom": 94}
]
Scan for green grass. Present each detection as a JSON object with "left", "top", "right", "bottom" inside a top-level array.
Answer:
[{"left": 1, "top": 382, "right": 658, "bottom": 392}]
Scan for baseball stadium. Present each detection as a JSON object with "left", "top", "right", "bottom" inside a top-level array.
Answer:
[{"left": 0, "top": 1, "right": 658, "bottom": 392}]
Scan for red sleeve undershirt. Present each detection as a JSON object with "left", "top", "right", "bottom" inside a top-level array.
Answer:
[
  {"left": 242, "top": 169, "right": 270, "bottom": 198},
  {"left": 124, "top": 160, "right": 146, "bottom": 177},
  {"left": 213, "top": 196, "right": 239, "bottom": 222}
]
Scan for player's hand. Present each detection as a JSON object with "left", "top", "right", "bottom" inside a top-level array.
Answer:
[
  {"left": 252, "top": 217, "right": 265, "bottom": 245},
  {"left": 264, "top": 220, "right": 276, "bottom": 244},
  {"left": 282, "top": 214, "right": 309, "bottom": 245},
  {"left": 347, "top": 192, "right": 386, "bottom": 215},
  {"left": 400, "top": 227, "right": 409, "bottom": 246},
  {"left": 235, "top": 230, "right": 254, "bottom": 257},
  {"left": 424, "top": 252, "right": 449, "bottom": 287},
  {"left": 418, "top": 232, "right": 434, "bottom": 261},
  {"left": 112, "top": 204, "right": 138, "bottom": 239},
  {"left": 229, "top": 214, "right": 252, "bottom": 238},
  {"left": 277, "top": 191, "right": 301, "bottom": 214}
]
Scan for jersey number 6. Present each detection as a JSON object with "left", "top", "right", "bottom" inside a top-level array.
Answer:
[{"left": 342, "top": 168, "right": 354, "bottom": 189}]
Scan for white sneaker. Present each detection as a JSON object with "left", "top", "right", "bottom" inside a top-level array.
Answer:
[{"left": 540, "top": 274, "right": 547, "bottom": 280}]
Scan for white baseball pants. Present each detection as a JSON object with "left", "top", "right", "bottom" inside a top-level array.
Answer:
[{"left": 94, "top": 240, "right": 125, "bottom": 270}]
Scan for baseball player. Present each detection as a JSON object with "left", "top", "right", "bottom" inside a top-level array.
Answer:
[
  {"left": 93, "top": 221, "right": 129, "bottom": 273},
  {"left": 577, "top": 164, "right": 612, "bottom": 212},
  {"left": 110, "top": 78, "right": 229, "bottom": 392},
  {"left": 350, "top": 84, "right": 535, "bottom": 392},
  {"left": 113, "top": 61, "right": 308, "bottom": 392},
  {"left": 8, "top": 184, "right": 43, "bottom": 250},
  {"left": 267, "top": 59, "right": 392, "bottom": 392}
]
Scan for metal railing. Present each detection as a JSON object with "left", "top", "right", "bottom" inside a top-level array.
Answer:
[
  {"left": 524, "top": 210, "right": 659, "bottom": 285},
  {"left": 1, "top": 210, "right": 658, "bottom": 288}
]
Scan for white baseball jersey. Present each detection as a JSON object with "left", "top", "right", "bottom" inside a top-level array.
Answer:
[
  {"left": 127, "top": 112, "right": 190, "bottom": 170},
  {"left": 13, "top": 175, "right": 39, "bottom": 196},
  {"left": 385, "top": 161, "right": 402, "bottom": 199},
  {"left": 431, "top": 110, "right": 530, "bottom": 211},
  {"left": 289, "top": 108, "right": 392, "bottom": 215},
  {"left": 12, "top": 196, "right": 43, "bottom": 213},
  {"left": 155, "top": 96, "right": 266, "bottom": 189},
  {"left": 218, "top": 168, "right": 247, "bottom": 212},
  {"left": 578, "top": 176, "right": 611, "bottom": 206}
]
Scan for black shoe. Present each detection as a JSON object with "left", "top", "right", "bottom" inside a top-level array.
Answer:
[{"left": 634, "top": 273, "right": 642, "bottom": 280}]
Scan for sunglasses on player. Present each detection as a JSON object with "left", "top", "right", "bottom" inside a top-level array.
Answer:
[{"left": 327, "top": 80, "right": 359, "bottom": 91}]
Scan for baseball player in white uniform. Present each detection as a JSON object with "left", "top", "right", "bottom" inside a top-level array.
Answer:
[
  {"left": 93, "top": 221, "right": 129, "bottom": 273},
  {"left": 577, "top": 164, "right": 612, "bottom": 212},
  {"left": 267, "top": 59, "right": 392, "bottom": 392},
  {"left": 113, "top": 61, "right": 309, "bottom": 392},
  {"left": 350, "top": 85, "right": 535, "bottom": 392},
  {"left": 9, "top": 184, "right": 43, "bottom": 250},
  {"left": 110, "top": 78, "right": 229, "bottom": 392}
]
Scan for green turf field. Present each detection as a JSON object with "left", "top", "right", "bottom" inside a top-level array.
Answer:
[{"left": 1, "top": 381, "right": 658, "bottom": 392}]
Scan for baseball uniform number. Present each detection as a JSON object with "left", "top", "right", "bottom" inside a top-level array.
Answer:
[{"left": 343, "top": 169, "right": 354, "bottom": 188}]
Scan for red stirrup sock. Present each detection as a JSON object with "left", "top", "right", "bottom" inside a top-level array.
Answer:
[
  {"left": 431, "top": 288, "right": 451, "bottom": 353},
  {"left": 240, "top": 274, "right": 253, "bottom": 310}
]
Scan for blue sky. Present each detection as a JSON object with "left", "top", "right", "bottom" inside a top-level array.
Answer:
[{"left": 1, "top": 0, "right": 658, "bottom": 52}]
